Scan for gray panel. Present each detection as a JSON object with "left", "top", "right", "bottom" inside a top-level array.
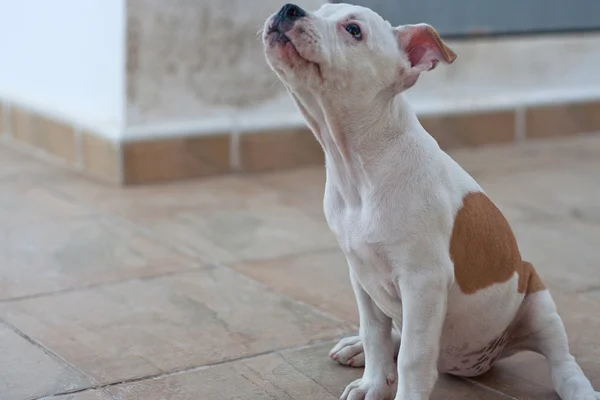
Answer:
[{"left": 345, "top": 0, "right": 600, "bottom": 36}]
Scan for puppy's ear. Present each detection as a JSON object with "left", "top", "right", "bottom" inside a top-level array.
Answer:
[{"left": 395, "top": 24, "right": 457, "bottom": 73}]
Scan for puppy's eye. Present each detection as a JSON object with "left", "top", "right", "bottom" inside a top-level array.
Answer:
[{"left": 345, "top": 24, "right": 362, "bottom": 40}]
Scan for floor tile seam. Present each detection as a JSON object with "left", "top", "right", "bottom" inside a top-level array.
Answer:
[
  {"left": 32, "top": 336, "right": 347, "bottom": 399},
  {"left": 241, "top": 175, "right": 332, "bottom": 225},
  {"left": 229, "top": 246, "right": 340, "bottom": 267},
  {"left": 576, "top": 285, "right": 600, "bottom": 296},
  {"left": 450, "top": 159, "right": 598, "bottom": 181},
  {"left": 0, "top": 266, "right": 208, "bottom": 304},
  {"left": 278, "top": 352, "right": 341, "bottom": 398},
  {"left": 19, "top": 167, "right": 339, "bottom": 265},
  {"left": 0, "top": 318, "right": 99, "bottom": 396},
  {"left": 459, "top": 377, "right": 521, "bottom": 400},
  {"left": 0, "top": 247, "right": 344, "bottom": 312},
  {"left": 217, "top": 261, "right": 359, "bottom": 328}
]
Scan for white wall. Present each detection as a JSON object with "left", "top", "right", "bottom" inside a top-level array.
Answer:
[
  {"left": 410, "top": 33, "right": 600, "bottom": 116},
  {"left": 123, "top": 0, "right": 600, "bottom": 141},
  {"left": 1, "top": 0, "right": 599, "bottom": 143},
  {"left": 0, "top": 0, "right": 125, "bottom": 138},
  {"left": 123, "top": 0, "right": 325, "bottom": 141}
]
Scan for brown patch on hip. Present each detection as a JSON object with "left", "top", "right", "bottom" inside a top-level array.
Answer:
[
  {"left": 518, "top": 261, "right": 546, "bottom": 294},
  {"left": 450, "top": 192, "right": 546, "bottom": 295}
]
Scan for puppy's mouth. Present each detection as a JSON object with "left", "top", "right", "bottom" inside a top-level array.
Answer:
[
  {"left": 265, "top": 24, "right": 322, "bottom": 79},
  {"left": 266, "top": 29, "right": 296, "bottom": 52},
  {"left": 266, "top": 26, "right": 302, "bottom": 58}
]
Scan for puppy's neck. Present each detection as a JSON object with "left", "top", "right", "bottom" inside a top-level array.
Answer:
[{"left": 292, "top": 89, "right": 435, "bottom": 194}]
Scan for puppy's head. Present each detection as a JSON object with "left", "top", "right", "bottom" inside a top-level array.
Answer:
[{"left": 262, "top": 2, "right": 456, "bottom": 96}]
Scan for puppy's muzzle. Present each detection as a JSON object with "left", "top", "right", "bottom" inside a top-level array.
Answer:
[{"left": 269, "top": 3, "right": 306, "bottom": 35}]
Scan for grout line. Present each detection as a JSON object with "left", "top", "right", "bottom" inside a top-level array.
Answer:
[
  {"left": 0, "top": 318, "right": 99, "bottom": 389},
  {"left": 106, "top": 206, "right": 337, "bottom": 270},
  {"left": 0, "top": 266, "right": 207, "bottom": 304},
  {"left": 53, "top": 204, "right": 347, "bottom": 328},
  {"left": 117, "top": 141, "right": 125, "bottom": 185},
  {"left": 514, "top": 107, "right": 526, "bottom": 143},
  {"left": 282, "top": 354, "right": 343, "bottom": 398},
  {"left": 110, "top": 208, "right": 350, "bottom": 327},
  {"left": 74, "top": 125, "right": 84, "bottom": 170},
  {"left": 231, "top": 246, "right": 336, "bottom": 266},
  {"left": 219, "top": 261, "right": 358, "bottom": 329},
  {"left": 0, "top": 188, "right": 348, "bottom": 326},
  {"left": 32, "top": 335, "right": 349, "bottom": 399},
  {"left": 229, "top": 111, "right": 242, "bottom": 172},
  {"left": 577, "top": 285, "right": 600, "bottom": 294},
  {"left": 459, "top": 377, "right": 521, "bottom": 400},
  {"left": 230, "top": 129, "right": 241, "bottom": 172}
]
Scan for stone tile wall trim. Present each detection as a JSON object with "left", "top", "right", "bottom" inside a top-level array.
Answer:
[{"left": 0, "top": 99, "right": 598, "bottom": 185}]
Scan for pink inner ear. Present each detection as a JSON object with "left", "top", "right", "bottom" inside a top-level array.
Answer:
[
  {"left": 406, "top": 30, "right": 439, "bottom": 69},
  {"left": 399, "top": 24, "right": 456, "bottom": 70},
  {"left": 407, "top": 44, "right": 428, "bottom": 68}
]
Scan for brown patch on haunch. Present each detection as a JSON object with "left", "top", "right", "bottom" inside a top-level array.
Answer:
[
  {"left": 450, "top": 192, "right": 546, "bottom": 295},
  {"left": 519, "top": 261, "right": 546, "bottom": 294}
]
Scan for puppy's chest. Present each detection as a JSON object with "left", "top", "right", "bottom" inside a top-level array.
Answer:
[
  {"left": 346, "top": 242, "right": 403, "bottom": 317},
  {"left": 326, "top": 206, "right": 402, "bottom": 314},
  {"left": 324, "top": 186, "right": 405, "bottom": 313},
  {"left": 323, "top": 187, "right": 389, "bottom": 250}
]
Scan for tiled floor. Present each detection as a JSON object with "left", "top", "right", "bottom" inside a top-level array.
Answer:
[{"left": 1, "top": 135, "right": 600, "bottom": 400}]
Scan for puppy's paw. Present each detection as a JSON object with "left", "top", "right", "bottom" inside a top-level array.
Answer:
[
  {"left": 329, "top": 336, "right": 365, "bottom": 367},
  {"left": 340, "top": 374, "right": 397, "bottom": 400}
]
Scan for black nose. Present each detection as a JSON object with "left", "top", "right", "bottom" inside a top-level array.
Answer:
[
  {"left": 271, "top": 3, "right": 306, "bottom": 34},
  {"left": 278, "top": 3, "right": 306, "bottom": 21}
]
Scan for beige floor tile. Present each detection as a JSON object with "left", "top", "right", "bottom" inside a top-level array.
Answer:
[
  {"left": 0, "top": 144, "right": 67, "bottom": 180},
  {"left": 472, "top": 291, "right": 600, "bottom": 399},
  {"left": 279, "top": 343, "right": 510, "bottom": 400},
  {"left": 110, "top": 352, "right": 339, "bottom": 400},
  {"left": 107, "top": 342, "right": 509, "bottom": 400},
  {"left": 42, "top": 389, "right": 116, "bottom": 400},
  {"left": 51, "top": 173, "right": 337, "bottom": 264},
  {"left": 2, "top": 123, "right": 600, "bottom": 400},
  {"left": 52, "top": 173, "right": 280, "bottom": 217},
  {"left": 0, "top": 182, "right": 94, "bottom": 227},
  {"left": 511, "top": 219, "right": 600, "bottom": 293},
  {"left": 233, "top": 249, "right": 358, "bottom": 324},
  {"left": 0, "top": 217, "right": 197, "bottom": 300},
  {"left": 471, "top": 353, "right": 558, "bottom": 400},
  {"left": 479, "top": 165, "right": 600, "bottom": 223},
  {"left": 255, "top": 166, "right": 327, "bottom": 219},
  {"left": 448, "top": 134, "right": 600, "bottom": 179},
  {"left": 131, "top": 202, "right": 338, "bottom": 264},
  {"left": 0, "top": 268, "right": 352, "bottom": 384},
  {"left": 584, "top": 290, "right": 600, "bottom": 303},
  {"left": 0, "top": 324, "right": 91, "bottom": 400},
  {"left": 280, "top": 342, "right": 362, "bottom": 397},
  {"left": 255, "top": 166, "right": 326, "bottom": 192}
]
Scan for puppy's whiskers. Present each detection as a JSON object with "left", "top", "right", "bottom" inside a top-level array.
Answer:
[{"left": 256, "top": 22, "right": 267, "bottom": 38}]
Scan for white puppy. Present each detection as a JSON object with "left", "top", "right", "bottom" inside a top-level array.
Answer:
[{"left": 262, "top": 3, "right": 599, "bottom": 400}]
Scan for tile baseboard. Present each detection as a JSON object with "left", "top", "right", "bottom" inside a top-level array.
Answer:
[{"left": 1, "top": 100, "right": 599, "bottom": 185}]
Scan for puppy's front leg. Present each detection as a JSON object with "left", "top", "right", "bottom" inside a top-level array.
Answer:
[
  {"left": 341, "top": 270, "right": 397, "bottom": 400},
  {"left": 395, "top": 271, "right": 448, "bottom": 400}
]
